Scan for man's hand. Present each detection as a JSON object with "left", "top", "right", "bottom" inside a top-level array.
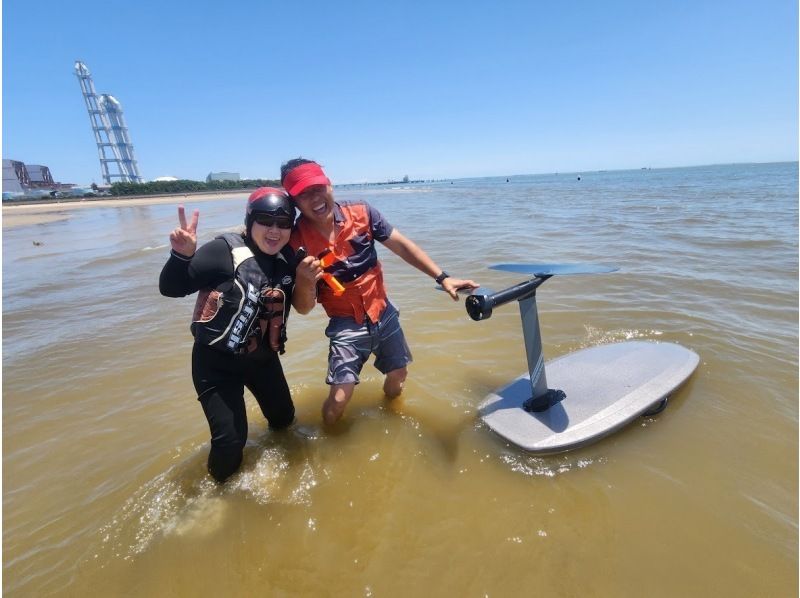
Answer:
[
  {"left": 169, "top": 205, "right": 199, "bottom": 257},
  {"left": 442, "top": 277, "right": 479, "bottom": 301}
]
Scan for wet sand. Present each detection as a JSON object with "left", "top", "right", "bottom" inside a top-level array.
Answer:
[{"left": 2, "top": 191, "right": 246, "bottom": 229}]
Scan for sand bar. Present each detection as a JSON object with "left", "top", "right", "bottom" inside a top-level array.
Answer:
[{"left": 2, "top": 191, "right": 247, "bottom": 229}]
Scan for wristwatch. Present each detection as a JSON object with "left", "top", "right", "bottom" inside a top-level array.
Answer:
[{"left": 434, "top": 271, "right": 450, "bottom": 285}]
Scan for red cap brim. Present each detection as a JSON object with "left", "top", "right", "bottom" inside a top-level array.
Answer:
[{"left": 283, "top": 163, "right": 330, "bottom": 196}]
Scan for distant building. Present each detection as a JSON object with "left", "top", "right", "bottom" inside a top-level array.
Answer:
[
  {"left": 3, "top": 159, "right": 31, "bottom": 193},
  {"left": 27, "top": 165, "right": 55, "bottom": 187},
  {"left": 2, "top": 159, "right": 74, "bottom": 200},
  {"left": 153, "top": 176, "right": 179, "bottom": 182},
  {"left": 206, "top": 172, "right": 240, "bottom": 183}
]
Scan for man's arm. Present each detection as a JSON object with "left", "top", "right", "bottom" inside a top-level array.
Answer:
[{"left": 381, "top": 229, "right": 479, "bottom": 300}]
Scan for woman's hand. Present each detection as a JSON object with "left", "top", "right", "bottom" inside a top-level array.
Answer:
[
  {"left": 169, "top": 205, "right": 199, "bottom": 257},
  {"left": 296, "top": 256, "right": 323, "bottom": 285},
  {"left": 292, "top": 256, "right": 324, "bottom": 314}
]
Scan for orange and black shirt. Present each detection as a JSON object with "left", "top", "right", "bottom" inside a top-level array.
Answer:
[{"left": 289, "top": 201, "right": 394, "bottom": 324}]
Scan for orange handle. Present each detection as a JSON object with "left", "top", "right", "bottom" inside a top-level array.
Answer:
[
  {"left": 318, "top": 250, "right": 333, "bottom": 267},
  {"left": 321, "top": 273, "right": 345, "bottom": 295},
  {"left": 318, "top": 248, "right": 345, "bottom": 296}
]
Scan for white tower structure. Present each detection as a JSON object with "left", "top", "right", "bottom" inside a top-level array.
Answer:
[{"left": 74, "top": 61, "right": 142, "bottom": 184}]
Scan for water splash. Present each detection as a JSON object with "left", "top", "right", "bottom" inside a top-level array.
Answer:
[
  {"left": 97, "top": 455, "right": 216, "bottom": 558},
  {"left": 95, "top": 439, "right": 319, "bottom": 560},
  {"left": 497, "top": 450, "right": 607, "bottom": 477},
  {"left": 581, "top": 325, "right": 663, "bottom": 348},
  {"left": 233, "top": 445, "right": 319, "bottom": 506}
]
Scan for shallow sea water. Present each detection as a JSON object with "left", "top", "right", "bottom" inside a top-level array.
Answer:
[{"left": 3, "top": 162, "right": 797, "bottom": 596}]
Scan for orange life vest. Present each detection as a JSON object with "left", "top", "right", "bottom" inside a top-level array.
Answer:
[{"left": 290, "top": 202, "right": 389, "bottom": 324}]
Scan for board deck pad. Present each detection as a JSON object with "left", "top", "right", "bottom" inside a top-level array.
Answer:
[{"left": 478, "top": 341, "right": 699, "bottom": 453}]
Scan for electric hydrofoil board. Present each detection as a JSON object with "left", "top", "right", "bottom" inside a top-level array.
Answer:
[{"left": 465, "top": 264, "right": 699, "bottom": 453}]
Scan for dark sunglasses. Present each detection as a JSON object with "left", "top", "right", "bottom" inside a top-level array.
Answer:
[{"left": 254, "top": 214, "right": 293, "bottom": 229}]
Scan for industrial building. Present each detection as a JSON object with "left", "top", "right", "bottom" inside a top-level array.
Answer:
[
  {"left": 206, "top": 172, "right": 240, "bottom": 182},
  {"left": 27, "top": 165, "right": 55, "bottom": 187},
  {"left": 3, "top": 159, "right": 31, "bottom": 193},
  {"left": 2, "top": 159, "right": 79, "bottom": 199}
]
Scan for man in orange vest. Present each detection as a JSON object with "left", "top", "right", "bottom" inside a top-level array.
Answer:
[{"left": 285, "top": 158, "right": 478, "bottom": 425}]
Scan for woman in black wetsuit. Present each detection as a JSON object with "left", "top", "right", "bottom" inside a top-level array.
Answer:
[{"left": 159, "top": 188, "right": 314, "bottom": 482}]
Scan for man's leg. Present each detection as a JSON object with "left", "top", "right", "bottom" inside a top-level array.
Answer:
[
  {"left": 323, "top": 316, "right": 371, "bottom": 425},
  {"left": 322, "top": 383, "right": 356, "bottom": 425},
  {"left": 383, "top": 367, "right": 408, "bottom": 398},
  {"left": 374, "top": 303, "right": 413, "bottom": 400}
]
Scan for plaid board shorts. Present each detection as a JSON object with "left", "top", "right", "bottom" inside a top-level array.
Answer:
[{"left": 324, "top": 301, "right": 413, "bottom": 385}]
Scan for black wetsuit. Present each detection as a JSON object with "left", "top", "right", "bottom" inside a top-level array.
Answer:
[{"left": 159, "top": 236, "right": 296, "bottom": 482}]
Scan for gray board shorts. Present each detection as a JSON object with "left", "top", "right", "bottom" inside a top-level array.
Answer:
[{"left": 324, "top": 301, "right": 413, "bottom": 385}]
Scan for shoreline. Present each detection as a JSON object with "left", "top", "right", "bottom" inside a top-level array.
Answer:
[{"left": 2, "top": 190, "right": 247, "bottom": 228}]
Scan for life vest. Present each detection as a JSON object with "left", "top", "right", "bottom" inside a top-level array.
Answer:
[
  {"left": 191, "top": 233, "right": 294, "bottom": 354},
  {"left": 289, "top": 202, "right": 388, "bottom": 324}
]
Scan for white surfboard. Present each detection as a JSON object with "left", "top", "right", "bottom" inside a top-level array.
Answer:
[
  {"left": 478, "top": 340, "right": 699, "bottom": 453},
  {"left": 466, "top": 263, "right": 699, "bottom": 454}
]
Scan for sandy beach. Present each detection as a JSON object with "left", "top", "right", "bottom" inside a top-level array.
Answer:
[{"left": 2, "top": 191, "right": 247, "bottom": 228}]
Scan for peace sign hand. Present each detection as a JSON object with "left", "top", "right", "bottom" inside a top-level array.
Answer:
[{"left": 169, "top": 205, "right": 200, "bottom": 257}]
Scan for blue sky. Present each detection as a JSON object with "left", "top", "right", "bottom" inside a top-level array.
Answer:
[{"left": 3, "top": 0, "right": 797, "bottom": 185}]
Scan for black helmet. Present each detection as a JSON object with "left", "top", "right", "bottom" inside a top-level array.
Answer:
[{"left": 245, "top": 187, "right": 295, "bottom": 233}]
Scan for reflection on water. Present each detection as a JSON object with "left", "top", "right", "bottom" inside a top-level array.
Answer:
[{"left": 3, "top": 163, "right": 798, "bottom": 596}]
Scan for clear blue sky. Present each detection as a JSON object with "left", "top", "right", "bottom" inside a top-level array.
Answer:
[{"left": 3, "top": 0, "right": 797, "bottom": 185}]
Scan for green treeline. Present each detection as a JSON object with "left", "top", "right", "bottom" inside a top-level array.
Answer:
[{"left": 110, "top": 179, "right": 281, "bottom": 196}]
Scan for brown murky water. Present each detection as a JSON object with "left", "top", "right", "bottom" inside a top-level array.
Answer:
[{"left": 3, "top": 163, "right": 797, "bottom": 596}]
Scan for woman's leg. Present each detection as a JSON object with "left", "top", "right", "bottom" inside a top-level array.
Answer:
[
  {"left": 244, "top": 350, "right": 295, "bottom": 430},
  {"left": 192, "top": 344, "right": 248, "bottom": 483}
]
